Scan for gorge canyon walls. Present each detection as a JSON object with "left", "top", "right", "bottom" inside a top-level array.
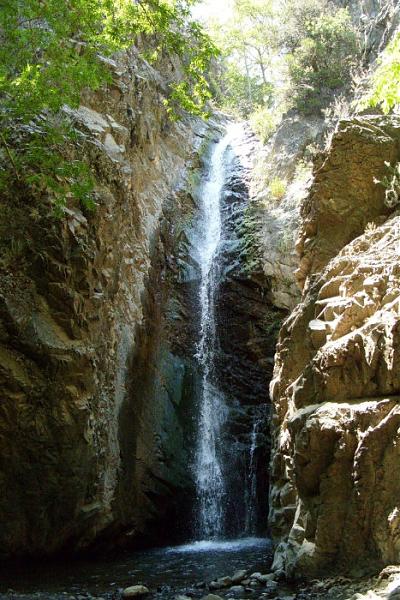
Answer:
[
  {"left": 269, "top": 115, "right": 400, "bottom": 578},
  {"left": 0, "top": 50, "right": 209, "bottom": 558},
  {"left": 0, "top": 51, "right": 272, "bottom": 558}
]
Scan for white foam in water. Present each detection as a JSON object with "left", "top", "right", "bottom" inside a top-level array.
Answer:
[
  {"left": 167, "top": 537, "right": 270, "bottom": 554},
  {"left": 194, "top": 122, "right": 252, "bottom": 539}
]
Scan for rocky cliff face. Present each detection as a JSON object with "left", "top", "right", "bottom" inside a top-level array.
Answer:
[
  {"left": 212, "top": 130, "right": 280, "bottom": 535},
  {"left": 0, "top": 45, "right": 274, "bottom": 557},
  {"left": 269, "top": 115, "right": 400, "bottom": 578},
  {"left": 251, "top": 0, "right": 400, "bottom": 315},
  {"left": 0, "top": 50, "right": 216, "bottom": 558}
]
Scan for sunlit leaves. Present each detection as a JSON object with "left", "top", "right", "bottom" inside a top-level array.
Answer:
[
  {"left": 285, "top": 6, "right": 360, "bottom": 114},
  {"left": 365, "top": 33, "right": 400, "bottom": 113},
  {"left": 0, "top": 0, "right": 218, "bottom": 213}
]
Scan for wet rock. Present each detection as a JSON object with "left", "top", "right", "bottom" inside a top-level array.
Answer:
[
  {"left": 231, "top": 571, "right": 248, "bottom": 584},
  {"left": 253, "top": 574, "right": 271, "bottom": 584},
  {"left": 210, "top": 577, "right": 233, "bottom": 590},
  {"left": 201, "top": 594, "right": 225, "bottom": 600},
  {"left": 0, "top": 50, "right": 211, "bottom": 559},
  {"left": 122, "top": 585, "right": 150, "bottom": 598},
  {"left": 228, "top": 586, "right": 245, "bottom": 595}
]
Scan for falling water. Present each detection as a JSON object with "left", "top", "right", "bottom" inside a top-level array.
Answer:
[
  {"left": 194, "top": 124, "right": 243, "bottom": 540},
  {"left": 244, "top": 408, "right": 266, "bottom": 534}
]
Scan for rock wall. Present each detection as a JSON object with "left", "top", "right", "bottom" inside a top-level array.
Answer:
[
  {"left": 269, "top": 115, "right": 400, "bottom": 578},
  {"left": 0, "top": 50, "right": 213, "bottom": 559},
  {"left": 213, "top": 129, "right": 281, "bottom": 535},
  {"left": 251, "top": 0, "right": 400, "bottom": 314}
]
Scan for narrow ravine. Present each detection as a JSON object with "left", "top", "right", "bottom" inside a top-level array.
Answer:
[{"left": 193, "top": 122, "right": 269, "bottom": 542}]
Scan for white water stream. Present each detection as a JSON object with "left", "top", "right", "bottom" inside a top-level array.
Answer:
[
  {"left": 194, "top": 123, "right": 246, "bottom": 539},
  {"left": 244, "top": 408, "right": 266, "bottom": 534}
]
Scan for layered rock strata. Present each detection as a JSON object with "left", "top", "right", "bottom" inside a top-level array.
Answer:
[
  {"left": 269, "top": 115, "right": 400, "bottom": 577},
  {"left": 0, "top": 51, "right": 211, "bottom": 558},
  {"left": 212, "top": 132, "right": 281, "bottom": 534}
]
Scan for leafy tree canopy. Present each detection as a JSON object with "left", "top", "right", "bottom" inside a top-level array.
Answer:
[
  {"left": 284, "top": 3, "right": 360, "bottom": 114},
  {"left": 0, "top": 0, "right": 218, "bottom": 212},
  {"left": 208, "top": 0, "right": 360, "bottom": 130}
]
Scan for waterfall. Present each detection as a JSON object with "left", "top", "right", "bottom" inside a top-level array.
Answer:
[
  {"left": 194, "top": 125, "right": 240, "bottom": 540},
  {"left": 244, "top": 407, "right": 266, "bottom": 534},
  {"left": 194, "top": 122, "right": 264, "bottom": 541}
]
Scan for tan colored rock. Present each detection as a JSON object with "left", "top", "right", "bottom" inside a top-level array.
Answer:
[
  {"left": 122, "top": 585, "right": 149, "bottom": 598},
  {"left": 0, "top": 50, "right": 209, "bottom": 559},
  {"left": 296, "top": 116, "right": 400, "bottom": 292},
  {"left": 269, "top": 116, "right": 400, "bottom": 578}
]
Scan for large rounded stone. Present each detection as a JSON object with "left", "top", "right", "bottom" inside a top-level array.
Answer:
[{"left": 122, "top": 585, "right": 150, "bottom": 598}]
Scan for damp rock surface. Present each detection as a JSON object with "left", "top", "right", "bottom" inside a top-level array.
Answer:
[{"left": 0, "top": 49, "right": 213, "bottom": 559}]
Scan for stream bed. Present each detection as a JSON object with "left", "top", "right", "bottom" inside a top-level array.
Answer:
[{"left": 0, "top": 538, "right": 272, "bottom": 600}]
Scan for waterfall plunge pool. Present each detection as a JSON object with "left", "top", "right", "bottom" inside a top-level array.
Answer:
[{"left": 0, "top": 537, "right": 272, "bottom": 599}]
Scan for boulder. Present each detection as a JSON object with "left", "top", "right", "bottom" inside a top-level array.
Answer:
[
  {"left": 210, "top": 577, "right": 233, "bottom": 590},
  {"left": 122, "top": 585, "right": 150, "bottom": 598}
]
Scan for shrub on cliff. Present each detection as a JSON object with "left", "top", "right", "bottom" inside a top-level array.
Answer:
[
  {"left": 284, "top": 5, "right": 361, "bottom": 114},
  {"left": 365, "top": 32, "right": 400, "bottom": 113},
  {"left": 0, "top": 0, "right": 218, "bottom": 212}
]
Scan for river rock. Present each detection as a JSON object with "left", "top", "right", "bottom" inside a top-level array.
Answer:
[
  {"left": 231, "top": 570, "right": 248, "bottom": 584},
  {"left": 228, "top": 585, "right": 245, "bottom": 595},
  {"left": 210, "top": 577, "right": 232, "bottom": 590},
  {"left": 261, "top": 576, "right": 273, "bottom": 584},
  {"left": 201, "top": 594, "right": 225, "bottom": 600},
  {"left": 122, "top": 585, "right": 150, "bottom": 598}
]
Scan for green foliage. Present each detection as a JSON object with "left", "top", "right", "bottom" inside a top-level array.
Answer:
[
  {"left": 0, "top": 0, "right": 218, "bottom": 213},
  {"left": 262, "top": 309, "right": 283, "bottom": 340},
  {"left": 374, "top": 161, "right": 400, "bottom": 209},
  {"left": 213, "top": 63, "right": 273, "bottom": 117},
  {"left": 237, "top": 203, "right": 263, "bottom": 274},
  {"left": 0, "top": 119, "right": 96, "bottom": 213},
  {"left": 365, "top": 32, "right": 400, "bottom": 113},
  {"left": 249, "top": 104, "right": 279, "bottom": 143},
  {"left": 209, "top": 0, "right": 361, "bottom": 123},
  {"left": 269, "top": 177, "right": 287, "bottom": 200},
  {"left": 285, "top": 6, "right": 360, "bottom": 114},
  {"left": 280, "top": 0, "right": 331, "bottom": 51},
  {"left": 208, "top": 0, "right": 276, "bottom": 117}
]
